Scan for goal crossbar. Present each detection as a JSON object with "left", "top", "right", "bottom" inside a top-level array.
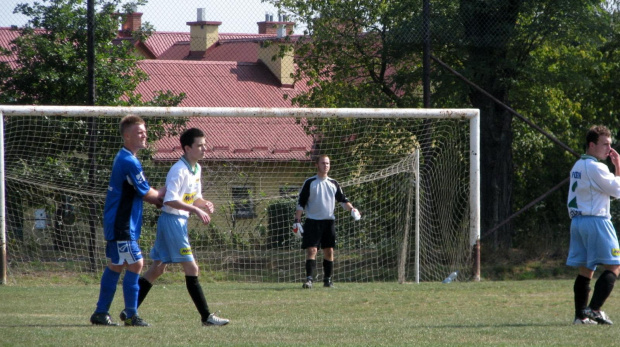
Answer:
[{"left": 0, "top": 105, "right": 478, "bottom": 120}]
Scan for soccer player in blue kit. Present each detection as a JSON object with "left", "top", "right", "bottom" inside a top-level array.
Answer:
[
  {"left": 90, "top": 115, "right": 164, "bottom": 327},
  {"left": 567, "top": 125, "right": 620, "bottom": 325}
]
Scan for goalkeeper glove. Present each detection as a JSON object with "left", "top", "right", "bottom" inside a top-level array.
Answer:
[
  {"left": 351, "top": 208, "right": 361, "bottom": 221},
  {"left": 292, "top": 220, "right": 304, "bottom": 239}
]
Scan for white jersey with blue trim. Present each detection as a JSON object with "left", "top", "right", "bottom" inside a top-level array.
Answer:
[
  {"left": 568, "top": 154, "right": 620, "bottom": 219},
  {"left": 162, "top": 156, "right": 202, "bottom": 217}
]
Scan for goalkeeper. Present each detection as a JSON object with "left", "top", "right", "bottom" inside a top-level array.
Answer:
[{"left": 295, "top": 155, "right": 360, "bottom": 289}]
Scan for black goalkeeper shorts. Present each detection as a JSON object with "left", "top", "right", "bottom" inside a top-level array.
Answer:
[{"left": 301, "top": 218, "right": 336, "bottom": 249}]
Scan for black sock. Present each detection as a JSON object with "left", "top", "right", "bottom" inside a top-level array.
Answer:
[
  {"left": 323, "top": 259, "right": 333, "bottom": 280},
  {"left": 186, "top": 275, "right": 210, "bottom": 321},
  {"left": 589, "top": 270, "right": 617, "bottom": 311},
  {"left": 305, "top": 259, "right": 317, "bottom": 280},
  {"left": 137, "top": 277, "right": 153, "bottom": 308},
  {"left": 574, "top": 275, "right": 591, "bottom": 318}
]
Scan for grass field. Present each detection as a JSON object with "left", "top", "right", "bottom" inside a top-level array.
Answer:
[{"left": 1, "top": 279, "right": 620, "bottom": 346}]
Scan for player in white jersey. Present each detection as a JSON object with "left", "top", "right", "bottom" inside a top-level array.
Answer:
[
  {"left": 295, "top": 155, "right": 360, "bottom": 289},
  {"left": 122, "top": 128, "right": 229, "bottom": 326},
  {"left": 567, "top": 125, "right": 620, "bottom": 325}
]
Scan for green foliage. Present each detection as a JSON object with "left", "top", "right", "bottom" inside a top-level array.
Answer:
[
  {"left": 0, "top": 0, "right": 185, "bottom": 107},
  {"left": 507, "top": 2, "right": 620, "bottom": 248},
  {"left": 0, "top": 0, "right": 189, "bottom": 241},
  {"left": 266, "top": 0, "right": 620, "bottom": 252},
  {"left": 267, "top": 0, "right": 426, "bottom": 109}
]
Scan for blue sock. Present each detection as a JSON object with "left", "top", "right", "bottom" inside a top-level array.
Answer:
[
  {"left": 95, "top": 267, "right": 120, "bottom": 314},
  {"left": 123, "top": 270, "right": 140, "bottom": 318}
]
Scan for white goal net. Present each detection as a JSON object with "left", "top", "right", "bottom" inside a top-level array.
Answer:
[{"left": 0, "top": 106, "right": 479, "bottom": 284}]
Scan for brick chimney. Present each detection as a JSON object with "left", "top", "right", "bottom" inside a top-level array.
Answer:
[
  {"left": 118, "top": 12, "right": 143, "bottom": 38},
  {"left": 258, "top": 40, "right": 295, "bottom": 88},
  {"left": 186, "top": 8, "right": 221, "bottom": 58},
  {"left": 258, "top": 13, "right": 294, "bottom": 36}
]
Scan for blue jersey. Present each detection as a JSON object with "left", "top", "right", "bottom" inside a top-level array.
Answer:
[{"left": 103, "top": 147, "right": 151, "bottom": 241}]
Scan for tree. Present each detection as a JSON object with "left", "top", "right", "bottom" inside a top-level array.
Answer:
[
  {"left": 0, "top": 0, "right": 184, "bottom": 106},
  {"left": 0, "top": 0, "right": 188, "bottom": 189},
  {"left": 507, "top": 2, "right": 620, "bottom": 253},
  {"left": 265, "top": 0, "right": 618, "bottom": 250},
  {"left": 0, "top": 0, "right": 187, "bottom": 253}
]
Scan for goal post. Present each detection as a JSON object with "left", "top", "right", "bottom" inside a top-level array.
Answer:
[{"left": 0, "top": 105, "right": 479, "bottom": 285}]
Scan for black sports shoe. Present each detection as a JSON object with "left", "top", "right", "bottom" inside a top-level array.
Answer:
[
  {"left": 119, "top": 309, "right": 127, "bottom": 322},
  {"left": 124, "top": 315, "right": 150, "bottom": 327},
  {"left": 583, "top": 308, "right": 613, "bottom": 325},
  {"left": 90, "top": 313, "right": 119, "bottom": 326},
  {"left": 323, "top": 278, "right": 334, "bottom": 288},
  {"left": 302, "top": 279, "right": 313, "bottom": 289}
]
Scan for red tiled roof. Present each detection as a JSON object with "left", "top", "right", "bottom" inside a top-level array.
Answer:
[
  {"left": 136, "top": 59, "right": 313, "bottom": 161},
  {"left": 158, "top": 40, "right": 260, "bottom": 62},
  {"left": 0, "top": 26, "right": 315, "bottom": 163},
  {"left": 0, "top": 27, "right": 18, "bottom": 46},
  {"left": 136, "top": 60, "right": 306, "bottom": 107},
  {"left": 142, "top": 32, "right": 274, "bottom": 61},
  {"left": 154, "top": 117, "right": 312, "bottom": 161},
  {"left": 141, "top": 31, "right": 188, "bottom": 58},
  {"left": 0, "top": 27, "right": 22, "bottom": 68}
]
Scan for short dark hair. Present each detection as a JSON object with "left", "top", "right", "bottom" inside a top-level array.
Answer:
[
  {"left": 180, "top": 128, "right": 205, "bottom": 152},
  {"left": 119, "top": 114, "right": 145, "bottom": 135},
  {"left": 314, "top": 154, "right": 329, "bottom": 163},
  {"left": 585, "top": 125, "right": 612, "bottom": 148}
]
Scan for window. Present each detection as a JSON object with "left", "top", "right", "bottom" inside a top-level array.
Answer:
[{"left": 232, "top": 186, "right": 256, "bottom": 219}]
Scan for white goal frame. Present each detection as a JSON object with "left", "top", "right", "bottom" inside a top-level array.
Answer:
[{"left": 0, "top": 105, "right": 480, "bottom": 285}]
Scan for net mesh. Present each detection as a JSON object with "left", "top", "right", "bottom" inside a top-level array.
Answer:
[{"left": 2, "top": 107, "right": 475, "bottom": 283}]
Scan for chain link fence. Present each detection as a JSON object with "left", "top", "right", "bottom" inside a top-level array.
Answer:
[{"left": 1, "top": 0, "right": 620, "bottom": 279}]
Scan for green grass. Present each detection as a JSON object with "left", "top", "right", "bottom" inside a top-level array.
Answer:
[{"left": 1, "top": 280, "right": 619, "bottom": 346}]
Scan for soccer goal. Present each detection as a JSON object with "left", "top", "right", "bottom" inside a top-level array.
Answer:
[{"left": 0, "top": 106, "right": 479, "bottom": 284}]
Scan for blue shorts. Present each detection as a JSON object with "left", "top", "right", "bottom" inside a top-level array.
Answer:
[
  {"left": 566, "top": 216, "right": 620, "bottom": 270},
  {"left": 149, "top": 212, "right": 194, "bottom": 263},
  {"left": 105, "top": 240, "right": 143, "bottom": 265}
]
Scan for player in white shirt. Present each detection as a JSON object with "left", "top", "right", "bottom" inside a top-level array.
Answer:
[
  {"left": 122, "top": 128, "right": 229, "bottom": 326},
  {"left": 567, "top": 125, "right": 620, "bottom": 325}
]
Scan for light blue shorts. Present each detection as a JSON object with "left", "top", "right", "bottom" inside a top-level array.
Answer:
[
  {"left": 105, "top": 240, "right": 143, "bottom": 265},
  {"left": 566, "top": 216, "right": 620, "bottom": 270},
  {"left": 149, "top": 212, "right": 194, "bottom": 263}
]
